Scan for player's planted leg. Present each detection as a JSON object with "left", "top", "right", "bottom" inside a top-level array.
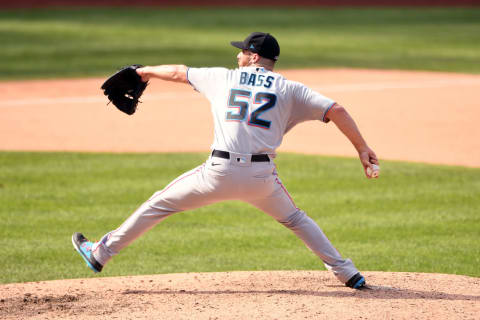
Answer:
[
  {"left": 278, "top": 209, "right": 362, "bottom": 285},
  {"left": 247, "top": 175, "right": 365, "bottom": 289}
]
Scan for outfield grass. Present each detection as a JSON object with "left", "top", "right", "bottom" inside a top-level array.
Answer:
[
  {"left": 1, "top": 7, "right": 480, "bottom": 80},
  {"left": 0, "top": 151, "right": 478, "bottom": 284}
]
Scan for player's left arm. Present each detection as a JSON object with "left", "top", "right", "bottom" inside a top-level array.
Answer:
[
  {"left": 136, "top": 65, "right": 188, "bottom": 83},
  {"left": 325, "top": 104, "right": 379, "bottom": 176}
]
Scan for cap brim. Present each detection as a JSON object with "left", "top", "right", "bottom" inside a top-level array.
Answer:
[{"left": 230, "top": 41, "right": 247, "bottom": 50}]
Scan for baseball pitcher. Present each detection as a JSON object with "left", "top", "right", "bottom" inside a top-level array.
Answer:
[{"left": 73, "top": 32, "right": 379, "bottom": 290}]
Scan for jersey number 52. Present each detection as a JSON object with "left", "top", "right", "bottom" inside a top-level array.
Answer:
[{"left": 226, "top": 89, "right": 277, "bottom": 129}]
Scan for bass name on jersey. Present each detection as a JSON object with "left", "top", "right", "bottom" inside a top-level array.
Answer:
[{"left": 239, "top": 71, "right": 274, "bottom": 88}]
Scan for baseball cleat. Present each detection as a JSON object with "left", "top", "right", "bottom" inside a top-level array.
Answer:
[
  {"left": 345, "top": 272, "right": 366, "bottom": 289},
  {"left": 72, "top": 232, "right": 103, "bottom": 273}
]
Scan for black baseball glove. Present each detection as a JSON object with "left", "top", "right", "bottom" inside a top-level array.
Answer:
[{"left": 101, "top": 65, "right": 148, "bottom": 115}]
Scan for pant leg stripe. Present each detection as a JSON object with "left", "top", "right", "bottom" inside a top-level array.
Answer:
[
  {"left": 275, "top": 177, "right": 298, "bottom": 210},
  {"left": 155, "top": 163, "right": 204, "bottom": 199},
  {"left": 106, "top": 164, "right": 205, "bottom": 243}
]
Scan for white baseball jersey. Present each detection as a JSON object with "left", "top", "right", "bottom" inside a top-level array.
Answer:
[{"left": 187, "top": 66, "right": 336, "bottom": 156}]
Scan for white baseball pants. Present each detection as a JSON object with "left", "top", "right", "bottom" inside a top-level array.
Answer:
[{"left": 93, "top": 152, "right": 359, "bottom": 283}]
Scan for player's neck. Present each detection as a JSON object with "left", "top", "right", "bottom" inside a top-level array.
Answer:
[{"left": 250, "top": 63, "right": 274, "bottom": 71}]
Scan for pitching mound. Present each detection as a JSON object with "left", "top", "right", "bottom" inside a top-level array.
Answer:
[{"left": 1, "top": 271, "right": 478, "bottom": 319}]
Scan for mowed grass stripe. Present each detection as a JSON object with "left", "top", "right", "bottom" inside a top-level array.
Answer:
[
  {"left": 0, "top": 7, "right": 479, "bottom": 80},
  {"left": 0, "top": 151, "right": 478, "bottom": 284}
]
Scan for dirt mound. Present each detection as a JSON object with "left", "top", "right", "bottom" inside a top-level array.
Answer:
[{"left": 1, "top": 271, "right": 478, "bottom": 319}]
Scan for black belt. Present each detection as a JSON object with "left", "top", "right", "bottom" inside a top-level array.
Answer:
[{"left": 212, "top": 150, "right": 270, "bottom": 162}]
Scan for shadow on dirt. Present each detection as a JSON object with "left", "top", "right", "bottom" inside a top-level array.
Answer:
[{"left": 122, "top": 286, "right": 479, "bottom": 301}]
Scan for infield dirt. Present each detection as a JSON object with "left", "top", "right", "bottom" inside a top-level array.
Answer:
[
  {"left": 2, "top": 68, "right": 480, "bottom": 167},
  {"left": 1, "top": 68, "right": 479, "bottom": 319},
  {"left": 1, "top": 271, "right": 479, "bottom": 319}
]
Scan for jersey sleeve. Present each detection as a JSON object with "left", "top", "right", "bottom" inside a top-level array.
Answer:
[
  {"left": 187, "top": 67, "right": 228, "bottom": 101},
  {"left": 291, "top": 82, "right": 336, "bottom": 124}
]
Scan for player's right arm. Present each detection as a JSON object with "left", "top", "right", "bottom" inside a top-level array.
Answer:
[
  {"left": 291, "top": 82, "right": 379, "bottom": 178},
  {"left": 325, "top": 104, "right": 379, "bottom": 176},
  {"left": 136, "top": 65, "right": 188, "bottom": 83}
]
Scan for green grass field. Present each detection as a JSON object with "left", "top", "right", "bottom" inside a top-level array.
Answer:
[
  {"left": 1, "top": 7, "right": 480, "bottom": 80},
  {"left": 1, "top": 152, "right": 479, "bottom": 284},
  {"left": 1, "top": 6, "right": 479, "bottom": 285}
]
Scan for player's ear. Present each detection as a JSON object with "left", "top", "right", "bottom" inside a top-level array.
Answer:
[{"left": 250, "top": 53, "right": 261, "bottom": 64}]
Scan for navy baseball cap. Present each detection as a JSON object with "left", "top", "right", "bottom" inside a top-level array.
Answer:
[{"left": 231, "top": 32, "right": 280, "bottom": 61}]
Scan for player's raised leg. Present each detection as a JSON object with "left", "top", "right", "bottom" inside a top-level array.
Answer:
[{"left": 72, "top": 161, "right": 230, "bottom": 271}]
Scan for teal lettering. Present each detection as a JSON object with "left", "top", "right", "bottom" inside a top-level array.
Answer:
[
  {"left": 257, "top": 75, "right": 265, "bottom": 86},
  {"left": 240, "top": 72, "right": 248, "bottom": 85},
  {"left": 247, "top": 74, "right": 257, "bottom": 86},
  {"left": 264, "top": 76, "right": 274, "bottom": 88}
]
